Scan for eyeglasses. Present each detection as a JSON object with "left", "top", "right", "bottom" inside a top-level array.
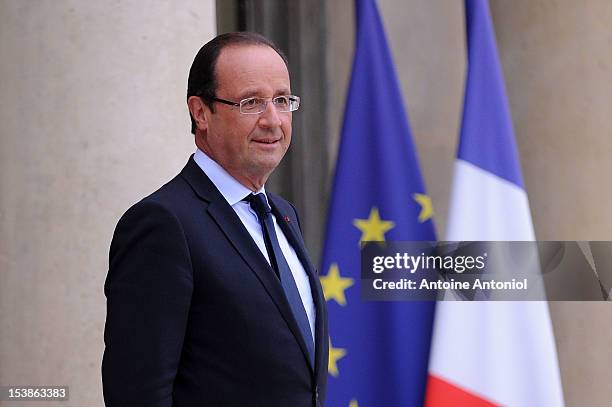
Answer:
[{"left": 210, "top": 95, "right": 300, "bottom": 114}]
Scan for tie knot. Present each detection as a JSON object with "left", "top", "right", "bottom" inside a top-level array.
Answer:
[{"left": 243, "top": 193, "right": 270, "bottom": 219}]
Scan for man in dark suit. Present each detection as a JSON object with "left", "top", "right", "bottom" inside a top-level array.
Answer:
[{"left": 102, "top": 32, "right": 328, "bottom": 406}]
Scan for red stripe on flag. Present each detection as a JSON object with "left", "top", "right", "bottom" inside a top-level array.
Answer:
[{"left": 425, "top": 374, "right": 499, "bottom": 407}]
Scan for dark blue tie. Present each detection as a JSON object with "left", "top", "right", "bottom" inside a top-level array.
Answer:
[{"left": 244, "top": 193, "right": 315, "bottom": 366}]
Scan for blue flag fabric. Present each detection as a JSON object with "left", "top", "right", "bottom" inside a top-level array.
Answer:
[
  {"left": 320, "top": 0, "right": 437, "bottom": 406},
  {"left": 458, "top": 0, "right": 524, "bottom": 188}
]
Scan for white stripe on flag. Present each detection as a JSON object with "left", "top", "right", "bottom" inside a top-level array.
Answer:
[{"left": 446, "top": 159, "right": 535, "bottom": 241}]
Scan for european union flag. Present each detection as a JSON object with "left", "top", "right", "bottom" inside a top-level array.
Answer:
[{"left": 319, "top": 0, "right": 437, "bottom": 406}]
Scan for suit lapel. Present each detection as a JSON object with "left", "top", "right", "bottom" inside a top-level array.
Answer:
[
  {"left": 180, "top": 157, "right": 316, "bottom": 374},
  {"left": 268, "top": 194, "right": 328, "bottom": 382}
]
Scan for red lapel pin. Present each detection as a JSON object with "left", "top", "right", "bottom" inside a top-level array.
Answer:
[{"left": 283, "top": 215, "right": 291, "bottom": 223}]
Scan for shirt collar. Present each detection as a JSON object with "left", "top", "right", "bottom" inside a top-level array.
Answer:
[{"left": 193, "top": 149, "right": 267, "bottom": 206}]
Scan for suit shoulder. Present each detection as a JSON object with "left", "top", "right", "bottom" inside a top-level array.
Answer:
[
  {"left": 117, "top": 171, "right": 193, "bottom": 221},
  {"left": 143, "top": 172, "right": 194, "bottom": 208},
  {"left": 111, "top": 195, "right": 186, "bottom": 253},
  {"left": 111, "top": 174, "right": 193, "bottom": 249},
  {"left": 109, "top": 187, "right": 196, "bottom": 285}
]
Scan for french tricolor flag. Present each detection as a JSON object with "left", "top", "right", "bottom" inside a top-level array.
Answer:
[{"left": 425, "top": 0, "right": 565, "bottom": 406}]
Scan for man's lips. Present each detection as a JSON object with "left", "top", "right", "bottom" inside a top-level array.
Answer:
[{"left": 252, "top": 138, "right": 280, "bottom": 144}]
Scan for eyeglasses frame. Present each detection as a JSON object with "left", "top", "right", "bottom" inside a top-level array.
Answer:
[{"left": 208, "top": 95, "right": 300, "bottom": 115}]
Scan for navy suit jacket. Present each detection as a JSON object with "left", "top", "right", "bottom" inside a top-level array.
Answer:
[{"left": 102, "top": 156, "right": 328, "bottom": 406}]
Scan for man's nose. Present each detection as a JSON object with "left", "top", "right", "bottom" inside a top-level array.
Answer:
[{"left": 257, "top": 101, "right": 283, "bottom": 129}]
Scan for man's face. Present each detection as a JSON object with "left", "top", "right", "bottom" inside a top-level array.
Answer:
[{"left": 198, "top": 45, "right": 292, "bottom": 189}]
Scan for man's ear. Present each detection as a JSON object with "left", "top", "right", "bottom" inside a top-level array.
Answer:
[{"left": 187, "top": 96, "right": 209, "bottom": 132}]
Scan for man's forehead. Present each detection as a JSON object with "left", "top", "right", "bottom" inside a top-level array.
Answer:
[
  {"left": 216, "top": 45, "right": 288, "bottom": 76},
  {"left": 215, "top": 45, "right": 290, "bottom": 94}
]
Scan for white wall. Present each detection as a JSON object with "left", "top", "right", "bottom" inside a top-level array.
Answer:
[{"left": 0, "top": 1, "right": 216, "bottom": 405}]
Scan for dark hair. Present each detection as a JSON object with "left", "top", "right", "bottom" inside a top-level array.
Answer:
[{"left": 187, "top": 32, "right": 289, "bottom": 135}]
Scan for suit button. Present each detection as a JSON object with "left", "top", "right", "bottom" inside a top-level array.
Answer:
[{"left": 314, "top": 385, "right": 319, "bottom": 405}]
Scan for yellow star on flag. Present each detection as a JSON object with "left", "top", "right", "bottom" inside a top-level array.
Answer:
[
  {"left": 349, "top": 400, "right": 359, "bottom": 407},
  {"left": 328, "top": 339, "right": 347, "bottom": 378},
  {"left": 412, "top": 193, "right": 434, "bottom": 223},
  {"left": 353, "top": 207, "right": 395, "bottom": 243},
  {"left": 320, "top": 263, "right": 354, "bottom": 306}
]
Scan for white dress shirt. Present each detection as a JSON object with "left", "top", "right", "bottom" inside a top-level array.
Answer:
[{"left": 193, "top": 149, "right": 315, "bottom": 342}]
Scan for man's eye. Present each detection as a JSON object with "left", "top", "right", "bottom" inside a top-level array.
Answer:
[
  {"left": 244, "top": 98, "right": 260, "bottom": 106},
  {"left": 274, "top": 96, "right": 289, "bottom": 106}
]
